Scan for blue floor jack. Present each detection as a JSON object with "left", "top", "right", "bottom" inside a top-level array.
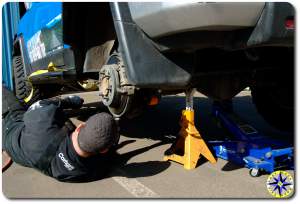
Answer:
[{"left": 209, "top": 102, "right": 294, "bottom": 177}]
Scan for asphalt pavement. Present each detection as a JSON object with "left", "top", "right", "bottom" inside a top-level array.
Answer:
[{"left": 2, "top": 90, "right": 294, "bottom": 198}]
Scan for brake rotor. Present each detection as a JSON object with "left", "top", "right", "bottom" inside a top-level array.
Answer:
[
  {"left": 99, "top": 55, "right": 132, "bottom": 118},
  {"left": 99, "top": 64, "right": 120, "bottom": 108}
]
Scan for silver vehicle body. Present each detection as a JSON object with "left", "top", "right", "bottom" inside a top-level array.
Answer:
[{"left": 128, "top": 2, "right": 265, "bottom": 37}]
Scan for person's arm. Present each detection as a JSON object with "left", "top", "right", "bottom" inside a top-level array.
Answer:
[{"left": 42, "top": 95, "right": 84, "bottom": 110}]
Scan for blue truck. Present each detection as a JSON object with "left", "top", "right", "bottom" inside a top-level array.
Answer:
[{"left": 3, "top": 2, "right": 295, "bottom": 131}]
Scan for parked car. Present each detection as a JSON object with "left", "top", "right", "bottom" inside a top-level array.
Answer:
[{"left": 11, "top": 2, "right": 294, "bottom": 131}]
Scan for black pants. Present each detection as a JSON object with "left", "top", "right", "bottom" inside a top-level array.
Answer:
[
  {"left": 2, "top": 85, "right": 25, "bottom": 117},
  {"left": 2, "top": 85, "right": 26, "bottom": 151}
]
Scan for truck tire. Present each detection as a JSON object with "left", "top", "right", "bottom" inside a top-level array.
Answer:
[
  {"left": 251, "top": 86, "right": 294, "bottom": 132},
  {"left": 12, "top": 56, "right": 40, "bottom": 105}
]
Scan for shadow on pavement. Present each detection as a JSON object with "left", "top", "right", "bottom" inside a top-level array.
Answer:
[
  {"left": 112, "top": 160, "right": 171, "bottom": 178},
  {"left": 221, "top": 161, "right": 243, "bottom": 171},
  {"left": 105, "top": 140, "right": 171, "bottom": 179},
  {"left": 74, "top": 140, "right": 170, "bottom": 183},
  {"left": 119, "top": 95, "right": 225, "bottom": 143}
]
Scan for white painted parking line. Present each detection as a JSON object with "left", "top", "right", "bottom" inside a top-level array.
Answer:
[{"left": 112, "top": 169, "right": 159, "bottom": 198}]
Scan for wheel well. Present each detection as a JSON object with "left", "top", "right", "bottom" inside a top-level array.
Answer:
[{"left": 63, "top": 2, "right": 117, "bottom": 76}]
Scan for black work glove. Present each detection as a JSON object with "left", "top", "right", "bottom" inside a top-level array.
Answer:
[{"left": 60, "top": 95, "right": 84, "bottom": 109}]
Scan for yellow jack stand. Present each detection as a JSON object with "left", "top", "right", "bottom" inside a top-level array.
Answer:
[{"left": 163, "top": 89, "right": 217, "bottom": 170}]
